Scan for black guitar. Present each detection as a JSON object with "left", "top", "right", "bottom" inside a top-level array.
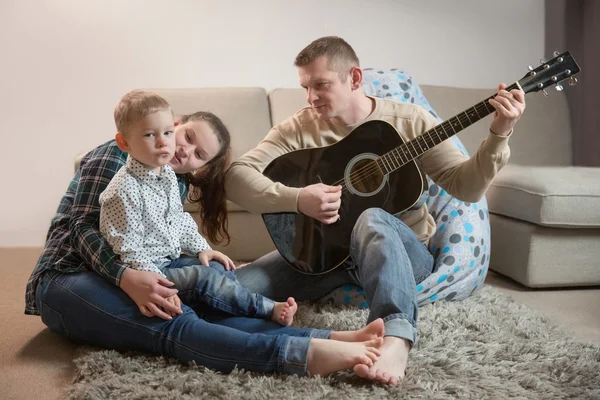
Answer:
[{"left": 262, "top": 52, "right": 581, "bottom": 275}]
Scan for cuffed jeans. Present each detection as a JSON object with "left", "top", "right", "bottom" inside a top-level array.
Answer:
[
  {"left": 35, "top": 261, "right": 331, "bottom": 376},
  {"left": 162, "top": 256, "right": 276, "bottom": 320},
  {"left": 236, "top": 208, "right": 434, "bottom": 345}
]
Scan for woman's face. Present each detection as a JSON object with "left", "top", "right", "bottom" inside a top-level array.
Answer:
[{"left": 168, "top": 119, "right": 221, "bottom": 174}]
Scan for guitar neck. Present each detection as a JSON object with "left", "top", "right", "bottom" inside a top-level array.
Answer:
[{"left": 377, "top": 82, "right": 520, "bottom": 173}]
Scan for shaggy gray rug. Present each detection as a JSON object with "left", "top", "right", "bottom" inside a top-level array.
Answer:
[{"left": 66, "top": 286, "right": 600, "bottom": 399}]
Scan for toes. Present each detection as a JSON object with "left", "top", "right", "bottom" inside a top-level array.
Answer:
[{"left": 353, "top": 363, "right": 370, "bottom": 378}]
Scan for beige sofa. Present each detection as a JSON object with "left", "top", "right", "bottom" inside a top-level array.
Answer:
[{"left": 76, "top": 85, "right": 600, "bottom": 288}]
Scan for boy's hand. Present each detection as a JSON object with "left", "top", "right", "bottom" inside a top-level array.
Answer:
[
  {"left": 163, "top": 294, "right": 182, "bottom": 317},
  {"left": 198, "top": 249, "right": 236, "bottom": 270}
]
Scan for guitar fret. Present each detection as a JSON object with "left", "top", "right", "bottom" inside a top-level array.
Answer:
[
  {"left": 381, "top": 155, "right": 391, "bottom": 173},
  {"left": 389, "top": 152, "right": 399, "bottom": 170},
  {"left": 415, "top": 137, "right": 425, "bottom": 153},
  {"left": 434, "top": 126, "right": 443, "bottom": 142},
  {"left": 376, "top": 158, "right": 388, "bottom": 174},
  {"left": 464, "top": 111, "right": 473, "bottom": 124},
  {"left": 473, "top": 105, "right": 481, "bottom": 119},
  {"left": 483, "top": 100, "right": 494, "bottom": 113}
]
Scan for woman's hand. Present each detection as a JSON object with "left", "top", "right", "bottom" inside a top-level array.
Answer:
[
  {"left": 198, "top": 249, "right": 236, "bottom": 270},
  {"left": 119, "top": 268, "right": 183, "bottom": 320}
]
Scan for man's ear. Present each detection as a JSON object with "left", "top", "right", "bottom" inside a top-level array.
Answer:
[
  {"left": 350, "top": 67, "right": 363, "bottom": 90},
  {"left": 115, "top": 132, "right": 129, "bottom": 152}
]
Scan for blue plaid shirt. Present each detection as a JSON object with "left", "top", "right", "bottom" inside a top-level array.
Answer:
[{"left": 24, "top": 140, "right": 189, "bottom": 315}]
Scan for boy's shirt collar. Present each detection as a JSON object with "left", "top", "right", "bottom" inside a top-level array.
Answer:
[{"left": 125, "top": 155, "right": 173, "bottom": 182}]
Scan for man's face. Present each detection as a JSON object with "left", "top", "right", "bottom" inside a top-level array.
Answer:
[
  {"left": 168, "top": 119, "right": 221, "bottom": 174},
  {"left": 297, "top": 56, "right": 353, "bottom": 122},
  {"left": 123, "top": 110, "right": 176, "bottom": 172}
]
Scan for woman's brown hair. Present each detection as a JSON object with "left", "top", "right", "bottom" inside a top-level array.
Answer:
[{"left": 181, "top": 111, "right": 232, "bottom": 245}]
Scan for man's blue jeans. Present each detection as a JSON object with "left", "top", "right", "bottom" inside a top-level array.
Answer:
[
  {"left": 236, "top": 208, "right": 434, "bottom": 344},
  {"left": 35, "top": 261, "right": 331, "bottom": 376}
]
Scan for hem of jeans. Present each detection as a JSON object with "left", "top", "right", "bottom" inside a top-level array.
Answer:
[
  {"left": 308, "top": 328, "right": 331, "bottom": 339},
  {"left": 261, "top": 296, "right": 275, "bottom": 319},
  {"left": 382, "top": 314, "right": 418, "bottom": 345},
  {"left": 278, "top": 336, "right": 310, "bottom": 376}
]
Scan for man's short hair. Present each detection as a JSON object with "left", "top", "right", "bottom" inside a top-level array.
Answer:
[
  {"left": 294, "top": 36, "right": 360, "bottom": 81},
  {"left": 114, "top": 90, "right": 171, "bottom": 134}
]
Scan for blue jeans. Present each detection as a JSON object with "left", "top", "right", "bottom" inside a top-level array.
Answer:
[
  {"left": 35, "top": 261, "right": 331, "bottom": 376},
  {"left": 236, "top": 208, "right": 434, "bottom": 344},
  {"left": 162, "top": 256, "right": 276, "bottom": 320}
]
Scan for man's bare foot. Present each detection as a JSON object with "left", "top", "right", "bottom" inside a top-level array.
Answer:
[
  {"left": 307, "top": 338, "right": 383, "bottom": 377},
  {"left": 353, "top": 336, "right": 410, "bottom": 385},
  {"left": 272, "top": 297, "right": 297, "bottom": 326},
  {"left": 329, "top": 318, "right": 385, "bottom": 342}
]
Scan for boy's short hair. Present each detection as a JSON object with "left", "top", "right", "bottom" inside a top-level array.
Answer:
[
  {"left": 114, "top": 90, "right": 172, "bottom": 134},
  {"left": 294, "top": 36, "right": 360, "bottom": 82}
]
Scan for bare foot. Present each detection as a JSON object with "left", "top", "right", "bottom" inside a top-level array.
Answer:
[
  {"left": 272, "top": 297, "right": 297, "bottom": 326},
  {"left": 353, "top": 336, "right": 410, "bottom": 385},
  {"left": 307, "top": 338, "right": 383, "bottom": 377},
  {"left": 329, "top": 318, "right": 385, "bottom": 342}
]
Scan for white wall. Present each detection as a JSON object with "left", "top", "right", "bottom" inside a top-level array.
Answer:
[{"left": 0, "top": 0, "right": 544, "bottom": 247}]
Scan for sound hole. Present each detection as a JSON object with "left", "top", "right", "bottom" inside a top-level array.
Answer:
[{"left": 349, "top": 159, "right": 384, "bottom": 194}]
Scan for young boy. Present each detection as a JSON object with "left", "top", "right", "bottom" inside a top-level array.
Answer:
[{"left": 99, "top": 90, "right": 297, "bottom": 325}]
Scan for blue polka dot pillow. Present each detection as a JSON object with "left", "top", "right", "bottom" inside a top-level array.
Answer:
[{"left": 318, "top": 69, "right": 491, "bottom": 308}]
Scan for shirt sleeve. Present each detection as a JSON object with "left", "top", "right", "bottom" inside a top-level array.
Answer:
[
  {"left": 99, "top": 177, "right": 166, "bottom": 276},
  {"left": 178, "top": 212, "right": 211, "bottom": 255},
  {"left": 68, "top": 147, "right": 129, "bottom": 286},
  {"left": 224, "top": 120, "right": 302, "bottom": 214},
  {"left": 413, "top": 106, "right": 511, "bottom": 202}
]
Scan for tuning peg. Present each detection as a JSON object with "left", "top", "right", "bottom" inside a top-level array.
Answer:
[
  {"left": 528, "top": 65, "right": 534, "bottom": 70},
  {"left": 542, "top": 89, "right": 549, "bottom": 97},
  {"left": 569, "top": 77, "right": 578, "bottom": 86},
  {"left": 540, "top": 59, "right": 546, "bottom": 64},
  {"left": 555, "top": 84, "right": 564, "bottom": 91},
  {"left": 553, "top": 51, "right": 560, "bottom": 57}
]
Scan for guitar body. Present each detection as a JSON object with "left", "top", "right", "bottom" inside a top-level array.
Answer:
[{"left": 262, "top": 120, "right": 425, "bottom": 275}]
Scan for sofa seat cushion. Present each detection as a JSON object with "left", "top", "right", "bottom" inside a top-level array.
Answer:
[{"left": 487, "top": 165, "right": 600, "bottom": 228}]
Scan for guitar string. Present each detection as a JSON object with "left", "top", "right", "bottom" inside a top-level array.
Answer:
[
  {"left": 332, "top": 96, "right": 496, "bottom": 192},
  {"left": 332, "top": 82, "right": 521, "bottom": 192},
  {"left": 338, "top": 60, "right": 566, "bottom": 189},
  {"left": 331, "top": 98, "right": 496, "bottom": 189}
]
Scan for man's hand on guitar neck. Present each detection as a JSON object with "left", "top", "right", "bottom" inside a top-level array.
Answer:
[
  {"left": 488, "top": 82, "right": 526, "bottom": 137},
  {"left": 298, "top": 183, "right": 342, "bottom": 224}
]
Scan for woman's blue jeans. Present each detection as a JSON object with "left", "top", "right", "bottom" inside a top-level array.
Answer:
[{"left": 36, "top": 261, "right": 331, "bottom": 376}]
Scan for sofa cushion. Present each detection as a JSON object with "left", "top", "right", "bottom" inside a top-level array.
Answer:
[{"left": 487, "top": 165, "right": 600, "bottom": 227}]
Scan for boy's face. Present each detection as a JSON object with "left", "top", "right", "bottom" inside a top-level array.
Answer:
[{"left": 120, "top": 110, "right": 176, "bottom": 172}]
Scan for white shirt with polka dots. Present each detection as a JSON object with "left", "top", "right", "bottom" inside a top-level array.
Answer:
[{"left": 99, "top": 156, "right": 211, "bottom": 276}]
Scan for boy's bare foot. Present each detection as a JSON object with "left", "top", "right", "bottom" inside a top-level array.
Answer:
[
  {"left": 272, "top": 297, "right": 297, "bottom": 326},
  {"left": 353, "top": 336, "right": 410, "bottom": 385},
  {"left": 307, "top": 338, "right": 383, "bottom": 377},
  {"left": 329, "top": 318, "right": 384, "bottom": 342}
]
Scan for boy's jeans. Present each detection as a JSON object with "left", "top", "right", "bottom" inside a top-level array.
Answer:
[{"left": 161, "top": 255, "right": 277, "bottom": 320}]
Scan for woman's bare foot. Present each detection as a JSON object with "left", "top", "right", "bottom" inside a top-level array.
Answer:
[
  {"left": 329, "top": 318, "right": 385, "bottom": 342},
  {"left": 272, "top": 297, "right": 297, "bottom": 326},
  {"left": 307, "top": 338, "right": 383, "bottom": 377},
  {"left": 353, "top": 336, "right": 410, "bottom": 385}
]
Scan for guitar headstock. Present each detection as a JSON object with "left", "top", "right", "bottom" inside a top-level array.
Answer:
[{"left": 518, "top": 51, "right": 581, "bottom": 96}]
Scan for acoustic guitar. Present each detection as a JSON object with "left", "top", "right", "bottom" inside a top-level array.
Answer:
[{"left": 262, "top": 51, "right": 580, "bottom": 275}]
